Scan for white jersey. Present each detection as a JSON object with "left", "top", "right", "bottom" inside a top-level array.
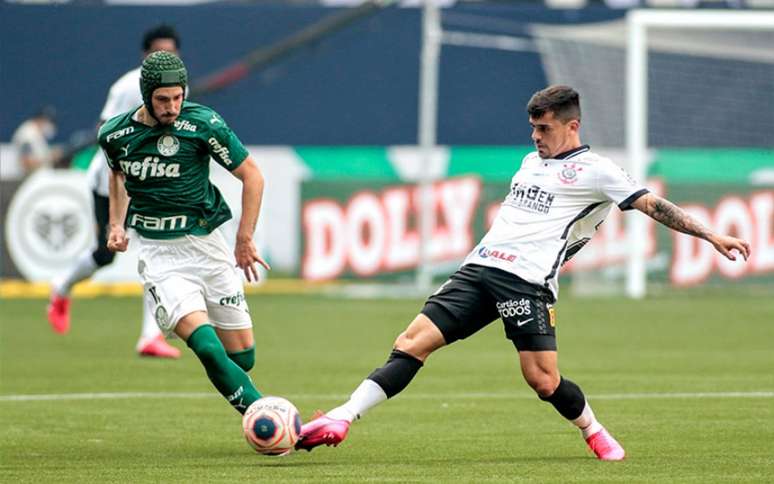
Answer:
[
  {"left": 462, "top": 145, "right": 648, "bottom": 301},
  {"left": 86, "top": 67, "right": 142, "bottom": 196}
]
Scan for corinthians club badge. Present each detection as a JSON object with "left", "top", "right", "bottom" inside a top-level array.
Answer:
[{"left": 558, "top": 163, "right": 583, "bottom": 185}]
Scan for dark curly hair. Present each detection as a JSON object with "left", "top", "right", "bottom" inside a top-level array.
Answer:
[{"left": 142, "top": 24, "right": 180, "bottom": 53}]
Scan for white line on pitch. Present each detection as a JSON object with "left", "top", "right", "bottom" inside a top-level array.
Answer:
[{"left": 0, "top": 391, "right": 773, "bottom": 403}]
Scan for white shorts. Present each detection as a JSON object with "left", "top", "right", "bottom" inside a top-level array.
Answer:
[{"left": 137, "top": 229, "right": 252, "bottom": 335}]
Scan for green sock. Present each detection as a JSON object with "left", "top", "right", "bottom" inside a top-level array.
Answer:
[
  {"left": 187, "top": 325, "right": 262, "bottom": 414},
  {"left": 227, "top": 346, "right": 255, "bottom": 372}
]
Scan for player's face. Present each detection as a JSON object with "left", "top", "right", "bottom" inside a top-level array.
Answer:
[
  {"left": 529, "top": 111, "right": 579, "bottom": 159},
  {"left": 151, "top": 86, "right": 184, "bottom": 125}
]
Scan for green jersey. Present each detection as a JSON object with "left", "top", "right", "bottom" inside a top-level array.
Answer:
[{"left": 98, "top": 101, "right": 249, "bottom": 239}]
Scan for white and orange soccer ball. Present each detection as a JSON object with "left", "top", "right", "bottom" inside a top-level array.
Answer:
[{"left": 242, "top": 396, "right": 302, "bottom": 455}]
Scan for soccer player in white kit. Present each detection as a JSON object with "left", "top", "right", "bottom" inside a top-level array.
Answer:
[
  {"left": 296, "top": 85, "right": 752, "bottom": 460},
  {"left": 48, "top": 25, "right": 182, "bottom": 358}
]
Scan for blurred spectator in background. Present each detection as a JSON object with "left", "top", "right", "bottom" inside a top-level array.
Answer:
[{"left": 11, "top": 106, "right": 60, "bottom": 176}]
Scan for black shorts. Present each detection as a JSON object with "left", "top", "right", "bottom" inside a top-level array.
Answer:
[
  {"left": 421, "top": 264, "right": 557, "bottom": 351},
  {"left": 90, "top": 191, "right": 115, "bottom": 267}
]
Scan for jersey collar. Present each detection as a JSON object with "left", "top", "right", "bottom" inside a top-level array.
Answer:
[{"left": 553, "top": 144, "right": 590, "bottom": 160}]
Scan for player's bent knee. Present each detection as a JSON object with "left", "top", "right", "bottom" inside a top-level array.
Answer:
[
  {"left": 528, "top": 377, "right": 559, "bottom": 398},
  {"left": 523, "top": 368, "right": 560, "bottom": 397},
  {"left": 393, "top": 331, "right": 411, "bottom": 349},
  {"left": 228, "top": 346, "right": 255, "bottom": 372},
  {"left": 394, "top": 315, "right": 445, "bottom": 361},
  {"left": 216, "top": 327, "right": 254, "bottom": 353},
  {"left": 519, "top": 351, "right": 560, "bottom": 396},
  {"left": 394, "top": 332, "right": 432, "bottom": 362}
]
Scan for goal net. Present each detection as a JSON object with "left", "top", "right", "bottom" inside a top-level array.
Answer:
[{"left": 532, "top": 10, "right": 774, "bottom": 297}]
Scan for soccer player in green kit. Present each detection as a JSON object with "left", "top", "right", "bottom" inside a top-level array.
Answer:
[{"left": 99, "top": 51, "right": 269, "bottom": 414}]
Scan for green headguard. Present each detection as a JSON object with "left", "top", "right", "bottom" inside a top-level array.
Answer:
[{"left": 140, "top": 51, "right": 187, "bottom": 118}]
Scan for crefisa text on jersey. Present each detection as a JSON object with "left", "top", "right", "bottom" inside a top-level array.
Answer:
[
  {"left": 118, "top": 156, "right": 181, "bottom": 180},
  {"left": 174, "top": 119, "right": 197, "bottom": 132}
]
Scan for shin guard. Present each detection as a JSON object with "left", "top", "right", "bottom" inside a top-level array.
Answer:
[
  {"left": 539, "top": 376, "right": 586, "bottom": 421},
  {"left": 367, "top": 349, "right": 423, "bottom": 398}
]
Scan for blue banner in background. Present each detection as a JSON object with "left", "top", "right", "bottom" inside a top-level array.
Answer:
[{"left": 1, "top": 4, "right": 623, "bottom": 146}]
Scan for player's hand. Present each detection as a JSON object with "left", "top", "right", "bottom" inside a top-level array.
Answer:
[
  {"left": 107, "top": 225, "right": 129, "bottom": 252},
  {"left": 708, "top": 234, "right": 751, "bottom": 261},
  {"left": 235, "top": 236, "right": 271, "bottom": 283}
]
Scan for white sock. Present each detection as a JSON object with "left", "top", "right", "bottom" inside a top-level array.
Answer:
[
  {"left": 52, "top": 251, "right": 98, "bottom": 296},
  {"left": 572, "top": 401, "right": 603, "bottom": 439},
  {"left": 326, "top": 379, "right": 388, "bottom": 423},
  {"left": 138, "top": 295, "right": 162, "bottom": 344}
]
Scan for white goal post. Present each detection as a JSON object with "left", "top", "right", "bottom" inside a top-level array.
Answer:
[
  {"left": 416, "top": 1, "right": 538, "bottom": 291},
  {"left": 625, "top": 9, "right": 774, "bottom": 298}
]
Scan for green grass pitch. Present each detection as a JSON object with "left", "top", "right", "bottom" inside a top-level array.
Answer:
[{"left": 1, "top": 293, "right": 773, "bottom": 483}]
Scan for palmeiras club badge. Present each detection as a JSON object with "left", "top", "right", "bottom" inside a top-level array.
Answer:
[
  {"left": 157, "top": 135, "right": 180, "bottom": 157},
  {"left": 557, "top": 163, "right": 583, "bottom": 185},
  {"left": 155, "top": 305, "right": 172, "bottom": 332}
]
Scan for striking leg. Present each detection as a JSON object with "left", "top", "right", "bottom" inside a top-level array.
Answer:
[{"left": 296, "top": 313, "right": 446, "bottom": 451}]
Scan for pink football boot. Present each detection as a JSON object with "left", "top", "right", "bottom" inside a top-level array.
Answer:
[
  {"left": 137, "top": 334, "right": 181, "bottom": 359},
  {"left": 585, "top": 427, "right": 625, "bottom": 461},
  {"left": 47, "top": 294, "right": 71, "bottom": 334},
  {"left": 295, "top": 410, "right": 350, "bottom": 452}
]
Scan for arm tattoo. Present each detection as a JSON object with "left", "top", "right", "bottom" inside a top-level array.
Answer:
[{"left": 649, "top": 197, "right": 712, "bottom": 240}]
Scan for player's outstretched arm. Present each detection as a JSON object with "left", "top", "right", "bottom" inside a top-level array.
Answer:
[
  {"left": 231, "top": 156, "right": 271, "bottom": 282},
  {"left": 107, "top": 169, "right": 130, "bottom": 252},
  {"left": 632, "top": 193, "right": 751, "bottom": 261}
]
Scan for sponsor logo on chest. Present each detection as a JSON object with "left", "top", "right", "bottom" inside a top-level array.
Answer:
[
  {"left": 506, "top": 182, "right": 556, "bottom": 214},
  {"left": 173, "top": 119, "right": 197, "bottom": 132},
  {"left": 118, "top": 156, "right": 180, "bottom": 180}
]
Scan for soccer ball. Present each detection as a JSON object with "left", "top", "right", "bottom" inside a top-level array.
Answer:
[{"left": 242, "top": 396, "right": 302, "bottom": 455}]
